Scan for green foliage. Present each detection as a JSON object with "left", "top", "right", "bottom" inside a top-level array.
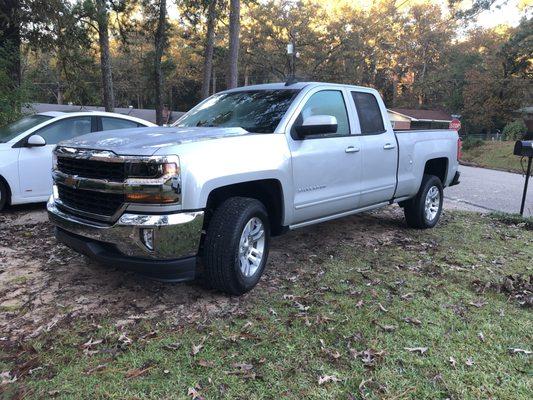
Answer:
[
  {"left": 0, "top": 45, "right": 29, "bottom": 126},
  {"left": 502, "top": 120, "right": 527, "bottom": 141},
  {"left": 461, "top": 136, "right": 484, "bottom": 150}
]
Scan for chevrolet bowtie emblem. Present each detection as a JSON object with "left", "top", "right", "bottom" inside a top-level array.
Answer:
[{"left": 64, "top": 176, "right": 78, "bottom": 188}]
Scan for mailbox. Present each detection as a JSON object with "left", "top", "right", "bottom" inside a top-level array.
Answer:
[{"left": 513, "top": 140, "right": 533, "bottom": 157}]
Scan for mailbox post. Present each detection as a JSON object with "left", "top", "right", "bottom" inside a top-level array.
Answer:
[{"left": 513, "top": 140, "right": 533, "bottom": 216}]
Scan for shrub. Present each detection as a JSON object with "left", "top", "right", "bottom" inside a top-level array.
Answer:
[
  {"left": 462, "top": 136, "right": 485, "bottom": 151},
  {"left": 502, "top": 120, "right": 527, "bottom": 141}
]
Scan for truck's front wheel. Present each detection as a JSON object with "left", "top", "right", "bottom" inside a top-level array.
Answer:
[
  {"left": 203, "top": 197, "right": 270, "bottom": 295},
  {"left": 403, "top": 174, "right": 443, "bottom": 229}
]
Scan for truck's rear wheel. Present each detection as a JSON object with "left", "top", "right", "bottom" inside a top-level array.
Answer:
[
  {"left": 403, "top": 174, "right": 443, "bottom": 229},
  {"left": 203, "top": 197, "right": 270, "bottom": 295}
]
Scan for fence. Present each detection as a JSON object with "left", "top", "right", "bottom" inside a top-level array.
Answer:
[{"left": 460, "top": 133, "right": 504, "bottom": 141}]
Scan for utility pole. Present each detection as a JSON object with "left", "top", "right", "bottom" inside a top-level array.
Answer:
[{"left": 286, "top": 29, "right": 300, "bottom": 85}]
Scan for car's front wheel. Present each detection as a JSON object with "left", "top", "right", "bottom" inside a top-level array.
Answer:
[
  {"left": 0, "top": 180, "right": 9, "bottom": 211},
  {"left": 202, "top": 197, "right": 270, "bottom": 295}
]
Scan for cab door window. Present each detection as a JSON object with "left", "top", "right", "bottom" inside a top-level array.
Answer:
[{"left": 292, "top": 90, "right": 350, "bottom": 138}]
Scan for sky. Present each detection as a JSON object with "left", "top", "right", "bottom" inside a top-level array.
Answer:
[
  {"left": 166, "top": 0, "right": 531, "bottom": 29},
  {"left": 474, "top": 0, "right": 531, "bottom": 28}
]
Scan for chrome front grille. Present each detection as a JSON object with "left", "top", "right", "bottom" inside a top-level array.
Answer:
[
  {"left": 57, "top": 157, "right": 125, "bottom": 182},
  {"left": 57, "top": 184, "right": 125, "bottom": 217}
]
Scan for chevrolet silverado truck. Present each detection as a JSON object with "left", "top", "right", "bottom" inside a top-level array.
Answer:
[{"left": 47, "top": 82, "right": 461, "bottom": 295}]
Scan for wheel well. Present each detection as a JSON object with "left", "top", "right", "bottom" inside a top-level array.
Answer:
[
  {"left": 424, "top": 158, "right": 448, "bottom": 184},
  {"left": 0, "top": 175, "right": 11, "bottom": 205},
  {"left": 205, "top": 179, "right": 285, "bottom": 236}
]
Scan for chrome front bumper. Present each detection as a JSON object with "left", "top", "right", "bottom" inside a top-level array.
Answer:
[{"left": 47, "top": 197, "right": 204, "bottom": 261}]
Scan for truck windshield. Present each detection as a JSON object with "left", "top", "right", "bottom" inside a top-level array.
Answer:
[
  {"left": 174, "top": 89, "right": 300, "bottom": 133},
  {"left": 0, "top": 115, "right": 53, "bottom": 143}
]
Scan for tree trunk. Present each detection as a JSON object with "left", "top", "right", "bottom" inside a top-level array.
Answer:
[
  {"left": 201, "top": 0, "right": 216, "bottom": 99},
  {"left": 227, "top": 0, "right": 240, "bottom": 88},
  {"left": 154, "top": 0, "right": 167, "bottom": 125},
  {"left": 0, "top": 0, "right": 21, "bottom": 87},
  {"left": 95, "top": 0, "right": 115, "bottom": 111}
]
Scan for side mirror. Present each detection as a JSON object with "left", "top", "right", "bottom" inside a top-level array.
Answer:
[
  {"left": 26, "top": 135, "right": 46, "bottom": 147},
  {"left": 295, "top": 115, "right": 338, "bottom": 138}
]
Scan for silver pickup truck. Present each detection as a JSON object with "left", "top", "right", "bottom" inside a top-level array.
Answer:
[{"left": 47, "top": 82, "right": 460, "bottom": 295}]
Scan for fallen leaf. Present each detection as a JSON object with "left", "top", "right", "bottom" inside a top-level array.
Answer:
[
  {"left": 379, "top": 324, "right": 397, "bottom": 332},
  {"left": 449, "top": 356, "right": 457, "bottom": 368},
  {"left": 318, "top": 374, "right": 341, "bottom": 385},
  {"left": 232, "top": 362, "right": 253, "bottom": 371},
  {"left": 469, "top": 299, "right": 486, "bottom": 308},
  {"left": 402, "top": 317, "right": 422, "bottom": 326},
  {"left": 465, "top": 357, "right": 474, "bottom": 366},
  {"left": 85, "top": 364, "right": 107, "bottom": 375},
  {"left": 508, "top": 348, "right": 532, "bottom": 355},
  {"left": 351, "top": 348, "right": 385, "bottom": 367},
  {"left": 125, "top": 366, "right": 152, "bottom": 379},
  {"left": 163, "top": 341, "right": 182, "bottom": 351},
  {"left": 355, "top": 300, "right": 364, "bottom": 308},
  {"left": 81, "top": 338, "right": 102, "bottom": 349},
  {"left": 404, "top": 347, "right": 428, "bottom": 355},
  {"left": 197, "top": 359, "right": 214, "bottom": 368},
  {"left": 191, "top": 343, "right": 203, "bottom": 356}
]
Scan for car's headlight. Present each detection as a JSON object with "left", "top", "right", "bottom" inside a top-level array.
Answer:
[{"left": 52, "top": 152, "right": 58, "bottom": 170}]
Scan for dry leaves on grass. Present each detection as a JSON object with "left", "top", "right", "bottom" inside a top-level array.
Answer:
[
  {"left": 402, "top": 316, "right": 422, "bottom": 326},
  {"left": 508, "top": 348, "right": 532, "bottom": 355},
  {"left": 226, "top": 362, "right": 256, "bottom": 379},
  {"left": 191, "top": 337, "right": 207, "bottom": 356},
  {"left": 404, "top": 347, "right": 428, "bottom": 355},
  {"left": 318, "top": 375, "right": 341, "bottom": 385},
  {"left": 350, "top": 348, "right": 385, "bottom": 368},
  {"left": 125, "top": 363, "right": 154, "bottom": 379}
]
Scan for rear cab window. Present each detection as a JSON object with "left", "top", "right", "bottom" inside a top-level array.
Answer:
[{"left": 351, "top": 91, "right": 386, "bottom": 135}]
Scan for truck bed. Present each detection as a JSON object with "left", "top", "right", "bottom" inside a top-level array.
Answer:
[{"left": 394, "top": 129, "right": 459, "bottom": 199}]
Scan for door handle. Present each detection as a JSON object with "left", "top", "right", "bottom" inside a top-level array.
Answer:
[
  {"left": 383, "top": 143, "right": 396, "bottom": 150},
  {"left": 345, "top": 146, "right": 360, "bottom": 153}
]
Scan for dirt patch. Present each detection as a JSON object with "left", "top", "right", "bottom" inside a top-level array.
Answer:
[{"left": 0, "top": 205, "right": 417, "bottom": 343}]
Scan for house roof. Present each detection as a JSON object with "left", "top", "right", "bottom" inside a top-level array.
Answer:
[{"left": 389, "top": 108, "right": 452, "bottom": 122}]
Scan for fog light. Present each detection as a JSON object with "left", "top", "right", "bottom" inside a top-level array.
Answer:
[{"left": 140, "top": 228, "right": 154, "bottom": 251}]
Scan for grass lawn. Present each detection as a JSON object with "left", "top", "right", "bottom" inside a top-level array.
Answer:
[
  {"left": 461, "top": 141, "right": 527, "bottom": 174},
  {"left": 1, "top": 210, "right": 532, "bottom": 399}
]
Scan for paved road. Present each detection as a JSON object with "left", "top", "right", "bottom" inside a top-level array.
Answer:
[{"left": 445, "top": 165, "right": 532, "bottom": 217}]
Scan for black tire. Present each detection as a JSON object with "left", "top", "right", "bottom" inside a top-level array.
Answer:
[
  {"left": 403, "top": 174, "right": 443, "bottom": 229},
  {"left": 0, "top": 180, "right": 8, "bottom": 211},
  {"left": 202, "top": 197, "right": 270, "bottom": 295}
]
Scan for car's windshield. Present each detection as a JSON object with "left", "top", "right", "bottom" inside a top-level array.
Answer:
[
  {"left": 174, "top": 89, "right": 300, "bottom": 133},
  {"left": 0, "top": 115, "right": 53, "bottom": 143}
]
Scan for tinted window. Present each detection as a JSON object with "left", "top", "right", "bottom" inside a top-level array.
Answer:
[
  {"left": 0, "top": 115, "right": 53, "bottom": 143},
  {"left": 293, "top": 90, "right": 350, "bottom": 137},
  {"left": 351, "top": 92, "right": 385, "bottom": 134},
  {"left": 36, "top": 117, "right": 92, "bottom": 145},
  {"left": 176, "top": 90, "right": 299, "bottom": 133},
  {"left": 101, "top": 117, "right": 140, "bottom": 131}
]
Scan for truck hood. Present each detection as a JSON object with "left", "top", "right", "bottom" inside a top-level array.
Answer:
[{"left": 58, "top": 126, "right": 250, "bottom": 156}]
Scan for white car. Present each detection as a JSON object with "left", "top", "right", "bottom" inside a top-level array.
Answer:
[{"left": 0, "top": 111, "right": 156, "bottom": 210}]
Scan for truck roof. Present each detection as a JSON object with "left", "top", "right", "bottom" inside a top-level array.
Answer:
[{"left": 225, "top": 82, "right": 378, "bottom": 93}]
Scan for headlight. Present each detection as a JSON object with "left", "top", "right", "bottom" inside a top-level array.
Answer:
[{"left": 125, "top": 158, "right": 181, "bottom": 204}]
